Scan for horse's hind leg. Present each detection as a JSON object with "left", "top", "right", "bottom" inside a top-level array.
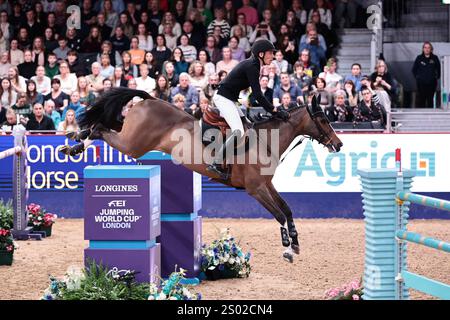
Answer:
[
  {"left": 266, "top": 183, "right": 300, "bottom": 255},
  {"left": 247, "top": 184, "right": 295, "bottom": 263}
]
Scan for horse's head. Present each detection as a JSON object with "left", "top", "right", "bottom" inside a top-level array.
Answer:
[{"left": 304, "top": 95, "right": 343, "bottom": 153}]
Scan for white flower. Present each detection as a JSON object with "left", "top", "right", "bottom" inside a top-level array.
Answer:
[
  {"left": 228, "top": 257, "right": 235, "bottom": 264},
  {"left": 148, "top": 295, "right": 155, "bottom": 300},
  {"left": 182, "top": 288, "right": 192, "bottom": 298},
  {"left": 169, "top": 296, "right": 178, "bottom": 300},
  {"left": 37, "top": 217, "right": 42, "bottom": 221},
  {"left": 158, "top": 293, "right": 166, "bottom": 300}
]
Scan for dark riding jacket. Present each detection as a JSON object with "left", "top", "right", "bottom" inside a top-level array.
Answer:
[{"left": 217, "top": 56, "right": 275, "bottom": 113}]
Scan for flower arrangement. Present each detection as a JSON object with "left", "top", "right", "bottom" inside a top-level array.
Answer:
[
  {"left": 201, "top": 228, "right": 251, "bottom": 279},
  {"left": 42, "top": 262, "right": 151, "bottom": 300},
  {"left": 325, "top": 279, "right": 363, "bottom": 300},
  {"left": 0, "top": 199, "right": 13, "bottom": 230},
  {"left": 0, "top": 228, "right": 15, "bottom": 253},
  {"left": 27, "top": 203, "right": 57, "bottom": 228},
  {"left": 148, "top": 268, "right": 201, "bottom": 300}
]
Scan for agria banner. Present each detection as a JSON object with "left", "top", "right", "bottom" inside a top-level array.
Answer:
[{"left": 273, "top": 133, "right": 443, "bottom": 192}]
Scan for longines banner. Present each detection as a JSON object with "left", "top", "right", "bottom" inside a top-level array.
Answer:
[{"left": 0, "top": 134, "right": 448, "bottom": 218}]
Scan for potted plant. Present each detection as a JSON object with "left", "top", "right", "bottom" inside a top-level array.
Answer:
[
  {"left": 325, "top": 278, "right": 363, "bottom": 300},
  {"left": 148, "top": 267, "right": 201, "bottom": 300},
  {"left": 27, "top": 203, "right": 57, "bottom": 237},
  {"left": 0, "top": 228, "right": 15, "bottom": 266},
  {"left": 201, "top": 228, "right": 251, "bottom": 280}
]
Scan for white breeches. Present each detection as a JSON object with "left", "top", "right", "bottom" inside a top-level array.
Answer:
[{"left": 212, "top": 93, "right": 244, "bottom": 138}]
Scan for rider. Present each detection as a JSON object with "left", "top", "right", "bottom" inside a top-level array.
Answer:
[{"left": 206, "top": 39, "right": 290, "bottom": 179}]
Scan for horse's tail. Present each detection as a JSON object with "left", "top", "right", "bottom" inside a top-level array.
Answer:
[{"left": 78, "top": 87, "right": 152, "bottom": 130}]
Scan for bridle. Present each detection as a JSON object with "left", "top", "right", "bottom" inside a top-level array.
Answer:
[{"left": 305, "top": 105, "right": 336, "bottom": 151}]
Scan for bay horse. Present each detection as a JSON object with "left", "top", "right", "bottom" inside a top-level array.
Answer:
[{"left": 72, "top": 87, "right": 343, "bottom": 262}]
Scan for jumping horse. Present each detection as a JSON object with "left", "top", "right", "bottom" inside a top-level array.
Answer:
[{"left": 67, "top": 87, "right": 343, "bottom": 262}]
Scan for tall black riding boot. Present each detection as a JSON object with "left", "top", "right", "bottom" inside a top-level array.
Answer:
[{"left": 206, "top": 130, "right": 242, "bottom": 180}]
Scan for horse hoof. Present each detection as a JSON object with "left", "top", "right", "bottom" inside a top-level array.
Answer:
[
  {"left": 283, "top": 251, "right": 294, "bottom": 263},
  {"left": 65, "top": 131, "right": 78, "bottom": 141},
  {"left": 59, "top": 145, "right": 72, "bottom": 155},
  {"left": 291, "top": 244, "right": 300, "bottom": 255}
]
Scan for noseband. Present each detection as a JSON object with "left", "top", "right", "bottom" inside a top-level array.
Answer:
[{"left": 306, "top": 106, "right": 334, "bottom": 148}]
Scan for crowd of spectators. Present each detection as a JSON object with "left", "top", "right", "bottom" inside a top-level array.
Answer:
[{"left": 0, "top": 0, "right": 398, "bottom": 134}]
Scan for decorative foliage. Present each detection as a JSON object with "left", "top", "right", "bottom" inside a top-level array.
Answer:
[
  {"left": 27, "top": 203, "right": 57, "bottom": 228},
  {"left": 0, "top": 199, "right": 13, "bottom": 230},
  {"left": 325, "top": 279, "right": 363, "bottom": 300},
  {"left": 201, "top": 228, "right": 251, "bottom": 278},
  {"left": 0, "top": 228, "right": 15, "bottom": 252},
  {"left": 42, "top": 261, "right": 150, "bottom": 300},
  {"left": 148, "top": 267, "right": 201, "bottom": 300}
]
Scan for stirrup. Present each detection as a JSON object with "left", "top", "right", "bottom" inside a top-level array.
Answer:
[{"left": 206, "top": 163, "right": 230, "bottom": 180}]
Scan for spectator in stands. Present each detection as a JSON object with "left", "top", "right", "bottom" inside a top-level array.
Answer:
[
  {"left": 9, "top": 39, "right": 24, "bottom": 67},
  {"left": 0, "top": 10, "right": 11, "bottom": 43},
  {"left": 203, "top": 73, "right": 219, "bottom": 100},
  {"left": 8, "top": 66, "right": 26, "bottom": 93},
  {"left": 67, "top": 51, "right": 86, "bottom": 77},
  {"left": 278, "top": 35, "right": 298, "bottom": 66},
  {"left": 86, "top": 62, "right": 105, "bottom": 96},
  {"left": 162, "top": 23, "right": 178, "bottom": 51},
  {"left": 17, "top": 27, "right": 31, "bottom": 51},
  {"left": 44, "top": 53, "right": 59, "bottom": 79},
  {"left": 354, "top": 86, "right": 386, "bottom": 126},
  {"left": 43, "top": 100, "right": 61, "bottom": 129},
  {"left": 334, "top": 0, "right": 357, "bottom": 29},
  {"left": 237, "top": 0, "right": 259, "bottom": 28},
  {"left": 43, "top": 28, "right": 58, "bottom": 53},
  {"left": 58, "top": 108, "right": 78, "bottom": 132},
  {"left": 81, "top": 0, "right": 97, "bottom": 27},
  {"left": 0, "top": 29, "right": 7, "bottom": 52},
  {"left": 192, "top": 0, "right": 212, "bottom": 27},
  {"left": 11, "top": 92, "right": 31, "bottom": 117},
  {"left": 291, "top": 0, "right": 308, "bottom": 26},
  {"left": 0, "top": 77, "right": 15, "bottom": 108},
  {"left": 117, "top": 12, "right": 134, "bottom": 39},
  {"left": 300, "top": 23, "right": 327, "bottom": 53},
  {"left": 45, "top": 12, "right": 57, "bottom": 34},
  {"left": 101, "top": 78, "right": 113, "bottom": 94},
  {"left": 370, "top": 59, "right": 394, "bottom": 97},
  {"left": 211, "top": 25, "right": 228, "bottom": 49},
  {"left": 299, "top": 48, "right": 319, "bottom": 77},
  {"left": 26, "top": 80, "right": 44, "bottom": 105},
  {"left": 207, "top": 7, "right": 231, "bottom": 39},
  {"left": 0, "top": 51, "right": 10, "bottom": 78},
  {"left": 54, "top": 61, "right": 77, "bottom": 95},
  {"left": 249, "top": 75, "right": 273, "bottom": 108},
  {"left": 162, "top": 61, "right": 179, "bottom": 88},
  {"left": 361, "top": 75, "right": 391, "bottom": 113},
  {"left": 110, "top": 26, "right": 130, "bottom": 55},
  {"left": 98, "top": 41, "right": 121, "bottom": 67},
  {"left": 182, "top": 17, "right": 206, "bottom": 52},
  {"left": 66, "top": 27, "right": 82, "bottom": 52},
  {"left": 1, "top": 108, "right": 16, "bottom": 131},
  {"left": 344, "top": 79, "right": 358, "bottom": 108},
  {"left": 198, "top": 49, "right": 216, "bottom": 77},
  {"left": 412, "top": 42, "right": 441, "bottom": 108},
  {"left": 216, "top": 47, "right": 239, "bottom": 74},
  {"left": 218, "top": 70, "right": 228, "bottom": 82},
  {"left": 310, "top": 9, "right": 337, "bottom": 57},
  {"left": 136, "top": 23, "right": 154, "bottom": 52},
  {"left": 203, "top": 35, "right": 222, "bottom": 64},
  {"left": 273, "top": 50, "right": 289, "bottom": 74},
  {"left": 228, "top": 36, "right": 245, "bottom": 62},
  {"left": 178, "top": 34, "right": 198, "bottom": 64},
  {"left": 96, "top": 13, "right": 113, "bottom": 42},
  {"left": 22, "top": 9, "right": 43, "bottom": 41},
  {"left": 308, "top": 0, "right": 332, "bottom": 29},
  {"left": 231, "top": 25, "right": 251, "bottom": 55},
  {"left": 100, "top": 0, "right": 119, "bottom": 29},
  {"left": 81, "top": 26, "right": 103, "bottom": 53},
  {"left": 136, "top": 64, "right": 156, "bottom": 94},
  {"left": 279, "top": 92, "right": 298, "bottom": 110},
  {"left": 17, "top": 50, "right": 36, "bottom": 80},
  {"left": 45, "top": 78, "right": 69, "bottom": 114},
  {"left": 170, "top": 72, "right": 199, "bottom": 110},
  {"left": 171, "top": 47, "right": 190, "bottom": 76},
  {"left": 284, "top": 9, "right": 303, "bottom": 40},
  {"left": 232, "top": 13, "right": 253, "bottom": 39},
  {"left": 62, "top": 91, "right": 83, "bottom": 120},
  {"left": 25, "top": 102, "right": 55, "bottom": 131},
  {"left": 128, "top": 37, "right": 145, "bottom": 65},
  {"left": 188, "top": 60, "right": 208, "bottom": 93},
  {"left": 291, "top": 62, "right": 312, "bottom": 96},
  {"left": 111, "top": 67, "right": 127, "bottom": 88},
  {"left": 54, "top": 1, "right": 68, "bottom": 29},
  {"left": 53, "top": 37, "right": 69, "bottom": 60},
  {"left": 99, "top": 54, "right": 114, "bottom": 79},
  {"left": 273, "top": 72, "right": 303, "bottom": 107},
  {"left": 319, "top": 58, "right": 343, "bottom": 94},
  {"left": 173, "top": 0, "right": 187, "bottom": 26},
  {"left": 31, "top": 66, "right": 51, "bottom": 95},
  {"left": 259, "top": 9, "right": 276, "bottom": 32},
  {"left": 148, "top": 0, "right": 163, "bottom": 26},
  {"left": 152, "top": 34, "right": 172, "bottom": 73},
  {"left": 267, "top": 0, "right": 285, "bottom": 30},
  {"left": 159, "top": 11, "right": 182, "bottom": 39},
  {"left": 121, "top": 51, "right": 138, "bottom": 79},
  {"left": 249, "top": 21, "right": 277, "bottom": 45},
  {"left": 224, "top": 1, "right": 237, "bottom": 26},
  {"left": 313, "top": 77, "right": 331, "bottom": 110},
  {"left": 139, "top": 10, "right": 158, "bottom": 39},
  {"left": 152, "top": 74, "right": 171, "bottom": 100},
  {"left": 344, "top": 63, "right": 363, "bottom": 91},
  {"left": 325, "top": 89, "right": 353, "bottom": 122},
  {"left": 144, "top": 52, "right": 158, "bottom": 78},
  {"left": 172, "top": 93, "right": 186, "bottom": 111},
  {"left": 299, "top": 28, "right": 326, "bottom": 70},
  {"left": 77, "top": 76, "right": 96, "bottom": 108}
]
